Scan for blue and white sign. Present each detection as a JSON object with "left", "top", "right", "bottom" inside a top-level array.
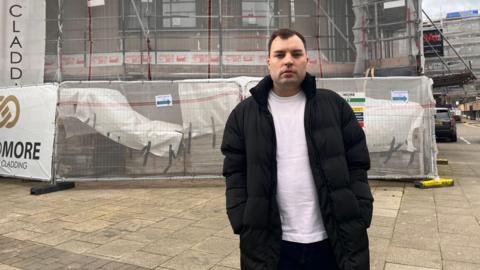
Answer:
[
  {"left": 155, "top": 94, "right": 173, "bottom": 107},
  {"left": 446, "top": 10, "right": 478, "bottom": 19},
  {"left": 391, "top": 90, "right": 409, "bottom": 103}
]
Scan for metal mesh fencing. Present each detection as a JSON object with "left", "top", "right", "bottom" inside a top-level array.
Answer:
[
  {"left": 55, "top": 80, "right": 242, "bottom": 180},
  {"left": 245, "top": 76, "right": 437, "bottom": 179},
  {"left": 55, "top": 77, "right": 436, "bottom": 181}
]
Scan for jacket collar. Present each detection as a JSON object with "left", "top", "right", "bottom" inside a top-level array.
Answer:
[{"left": 250, "top": 73, "right": 316, "bottom": 107}]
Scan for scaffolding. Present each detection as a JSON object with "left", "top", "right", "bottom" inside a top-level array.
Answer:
[
  {"left": 424, "top": 15, "right": 480, "bottom": 77},
  {"left": 43, "top": 0, "right": 423, "bottom": 82}
]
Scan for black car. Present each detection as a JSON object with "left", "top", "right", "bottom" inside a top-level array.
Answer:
[{"left": 435, "top": 108, "right": 457, "bottom": 142}]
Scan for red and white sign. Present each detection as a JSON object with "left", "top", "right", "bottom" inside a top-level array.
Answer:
[{"left": 46, "top": 51, "right": 322, "bottom": 68}]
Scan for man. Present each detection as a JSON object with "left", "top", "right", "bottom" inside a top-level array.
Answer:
[{"left": 221, "top": 28, "right": 373, "bottom": 270}]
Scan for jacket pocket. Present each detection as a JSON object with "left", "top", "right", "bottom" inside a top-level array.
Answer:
[
  {"left": 243, "top": 197, "right": 270, "bottom": 229},
  {"left": 227, "top": 202, "right": 246, "bottom": 234},
  {"left": 239, "top": 227, "right": 271, "bottom": 269},
  {"left": 350, "top": 181, "right": 373, "bottom": 228},
  {"left": 329, "top": 188, "right": 361, "bottom": 222}
]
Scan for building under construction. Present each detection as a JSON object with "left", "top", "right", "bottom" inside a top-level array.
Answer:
[
  {"left": 422, "top": 10, "right": 480, "bottom": 120},
  {"left": 2, "top": 0, "right": 440, "bottom": 182},
  {"left": 44, "top": 0, "right": 423, "bottom": 82},
  {"left": 423, "top": 11, "right": 480, "bottom": 103}
]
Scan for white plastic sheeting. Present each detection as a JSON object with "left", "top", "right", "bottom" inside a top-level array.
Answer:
[
  {"left": 178, "top": 81, "right": 242, "bottom": 137},
  {"left": 362, "top": 97, "right": 424, "bottom": 153},
  {"left": 54, "top": 77, "right": 436, "bottom": 180},
  {"left": 59, "top": 87, "right": 183, "bottom": 157},
  {"left": 55, "top": 81, "right": 243, "bottom": 178},
  {"left": 245, "top": 76, "right": 437, "bottom": 179}
]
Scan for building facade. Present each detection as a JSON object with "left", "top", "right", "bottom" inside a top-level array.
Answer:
[{"left": 44, "top": 0, "right": 422, "bottom": 81}]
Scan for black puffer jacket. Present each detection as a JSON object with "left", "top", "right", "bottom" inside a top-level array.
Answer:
[{"left": 221, "top": 73, "right": 373, "bottom": 270}]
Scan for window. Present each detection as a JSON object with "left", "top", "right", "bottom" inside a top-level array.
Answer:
[
  {"left": 123, "top": 0, "right": 196, "bottom": 30},
  {"left": 242, "top": 0, "right": 275, "bottom": 27},
  {"left": 162, "top": 0, "right": 196, "bottom": 28},
  {"left": 124, "top": 0, "right": 159, "bottom": 30}
]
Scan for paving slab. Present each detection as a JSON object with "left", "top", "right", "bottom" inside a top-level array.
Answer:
[{"left": 160, "top": 249, "right": 224, "bottom": 270}]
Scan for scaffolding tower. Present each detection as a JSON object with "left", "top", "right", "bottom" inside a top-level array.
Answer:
[{"left": 44, "top": 0, "right": 423, "bottom": 82}]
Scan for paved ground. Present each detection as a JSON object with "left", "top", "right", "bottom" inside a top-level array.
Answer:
[{"left": 1, "top": 123, "right": 479, "bottom": 270}]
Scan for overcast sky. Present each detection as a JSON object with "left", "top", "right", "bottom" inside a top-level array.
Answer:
[{"left": 422, "top": 0, "right": 480, "bottom": 20}]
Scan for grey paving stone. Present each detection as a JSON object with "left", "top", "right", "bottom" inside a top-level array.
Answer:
[
  {"left": 99, "top": 261, "right": 136, "bottom": 270},
  {"left": 436, "top": 200, "right": 471, "bottom": 209},
  {"left": 118, "top": 251, "right": 170, "bottom": 269},
  {"left": 443, "top": 260, "right": 480, "bottom": 270},
  {"left": 82, "top": 258, "right": 111, "bottom": 270},
  {"left": 88, "top": 239, "right": 146, "bottom": 259},
  {"left": 395, "top": 213, "right": 437, "bottom": 226},
  {"left": 0, "top": 221, "right": 30, "bottom": 235},
  {"left": 149, "top": 218, "right": 194, "bottom": 231},
  {"left": 386, "top": 246, "right": 441, "bottom": 269},
  {"left": 435, "top": 206, "right": 473, "bottom": 216},
  {"left": 31, "top": 229, "right": 84, "bottom": 246},
  {"left": 371, "top": 215, "right": 396, "bottom": 227},
  {"left": 373, "top": 208, "right": 399, "bottom": 218},
  {"left": 62, "top": 219, "right": 113, "bottom": 233},
  {"left": 399, "top": 206, "right": 436, "bottom": 216},
  {"left": 439, "top": 233, "right": 480, "bottom": 248},
  {"left": 391, "top": 232, "right": 440, "bottom": 251},
  {"left": 384, "top": 263, "right": 439, "bottom": 270},
  {"left": 169, "top": 226, "right": 217, "bottom": 242},
  {"left": 437, "top": 214, "right": 480, "bottom": 235},
  {"left": 142, "top": 236, "right": 195, "bottom": 257},
  {"left": 76, "top": 228, "right": 127, "bottom": 245},
  {"left": 370, "top": 251, "right": 387, "bottom": 270},
  {"left": 160, "top": 249, "right": 224, "bottom": 270},
  {"left": 217, "top": 249, "right": 240, "bottom": 269},
  {"left": 192, "top": 236, "right": 238, "bottom": 256},
  {"left": 120, "top": 227, "right": 174, "bottom": 243},
  {"left": 393, "top": 223, "right": 438, "bottom": 239},
  {"left": 110, "top": 219, "right": 156, "bottom": 232},
  {"left": 441, "top": 245, "right": 480, "bottom": 264},
  {"left": 368, "top": 225, "right": 394, "bottom": 239},
  {"left": 55, "top": 240, "right": 99, "bottom": 254}
]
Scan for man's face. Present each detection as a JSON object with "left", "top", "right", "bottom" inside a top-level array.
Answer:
[{"left": 268, "top": 35, "right": 308, "bottom": 91}]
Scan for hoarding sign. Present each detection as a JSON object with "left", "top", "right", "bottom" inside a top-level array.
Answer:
[
  {"left": 391, "top": 90, "right": 409, "bottom": 103},
  {"left": 0, "top": 0, "right": 46, "bottom": 86},
  {"left": 87, "top": 0, "right": 105, "bottom": 7},
  {"left": 341, "top": 92, "right": 366, "bottom": 128},
  {"left": 0, "top": 85, "right": 57, "bottom": 180},
  {"left": 423, "top": 29, "right": 444, "bottom": 57}
]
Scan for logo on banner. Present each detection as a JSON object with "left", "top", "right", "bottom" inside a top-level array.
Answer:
[{"left": 0, "top": 95, "right": 20, "bottom": 128}]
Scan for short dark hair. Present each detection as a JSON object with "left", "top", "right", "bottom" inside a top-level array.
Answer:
[{"left": 267, "top": 28, "right": 307, "bottom": 55}]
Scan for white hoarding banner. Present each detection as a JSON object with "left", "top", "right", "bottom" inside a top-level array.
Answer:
[
  {"left": 0, "top": 0, "right": 46, "bottom": 86},
  {"left": 0, "top": 85, "right": 57, "bottom": 180}
]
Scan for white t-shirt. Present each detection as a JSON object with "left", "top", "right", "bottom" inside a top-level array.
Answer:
[{"left": 268, "top": 90, "right": 328, "bottom": 243}]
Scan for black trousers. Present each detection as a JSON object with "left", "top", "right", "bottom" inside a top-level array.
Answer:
[{"left": 278, "top": 239, "right": 339, "bottom": 270}]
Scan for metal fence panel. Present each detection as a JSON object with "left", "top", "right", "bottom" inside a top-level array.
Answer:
[
  {"left": 55, "top": 80, "right": 242, "bottom": 180},
  {"left": 245, "top": 76, "right": 437, "bottom": 179}
]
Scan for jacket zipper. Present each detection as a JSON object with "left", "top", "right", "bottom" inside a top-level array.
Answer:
[{"left": 264, "top": 108, "right": 277, "bottom": 197}]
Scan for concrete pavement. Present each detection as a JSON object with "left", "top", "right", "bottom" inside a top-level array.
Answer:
[{"left": 1, "top": 126, "right": 480, "bottom": 269}]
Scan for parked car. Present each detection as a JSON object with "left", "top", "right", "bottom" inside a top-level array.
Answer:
[{"left": 435, "top": 108, "right": 457, "bottom": 142}]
